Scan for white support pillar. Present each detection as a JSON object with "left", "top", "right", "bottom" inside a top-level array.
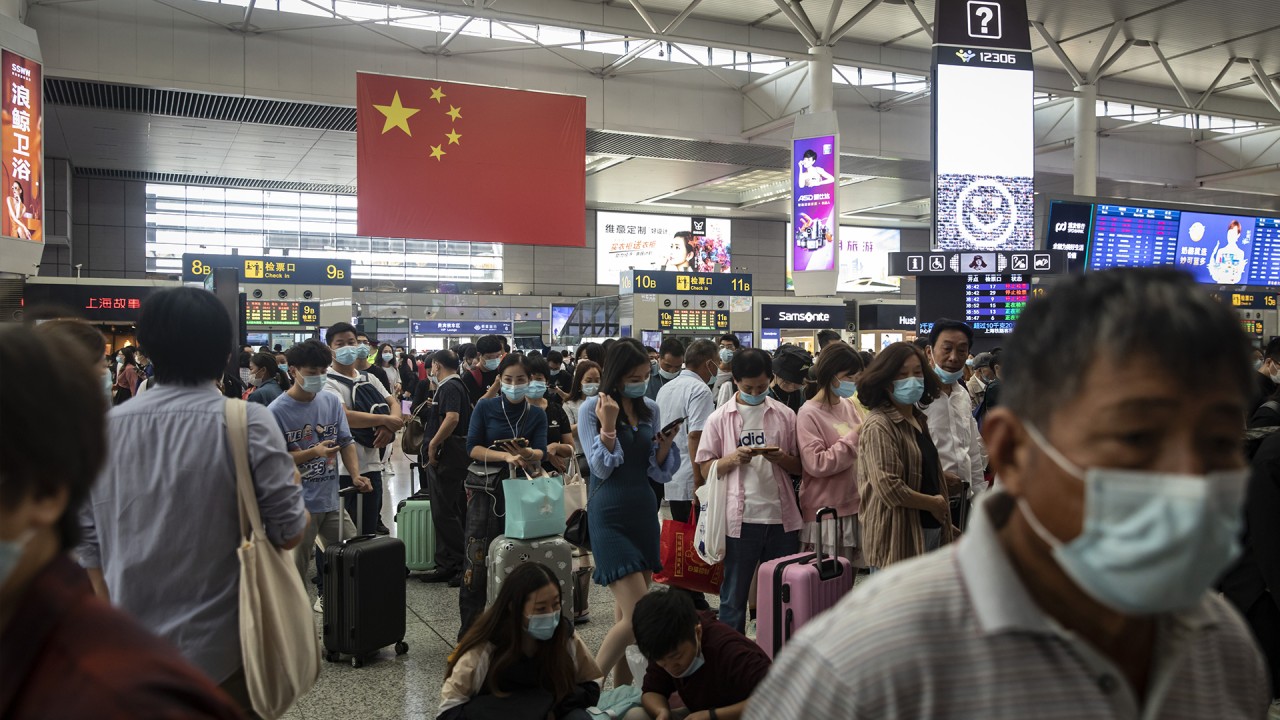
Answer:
[
  {"left": 809, "top": 46, "right": 834, "bottom": 113},
  {"left": 1073, "top": 84, "right": 1098, "bottom": 196},
  {"left": 0, "top": 0, "right": 21, "bottom": 21}
]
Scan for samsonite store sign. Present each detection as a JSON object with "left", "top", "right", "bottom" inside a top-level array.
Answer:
[{"left": 761, "top": 304, "right": 844, "bottom": 329}]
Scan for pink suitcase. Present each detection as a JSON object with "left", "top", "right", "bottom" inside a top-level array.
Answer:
[{"left": 756, "top": 507, "right": 854, "bottom": 659}]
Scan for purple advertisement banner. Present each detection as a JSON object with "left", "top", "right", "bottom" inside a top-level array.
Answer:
[{"left": 791, "top": 135, "right": 838, "bottom": 273}]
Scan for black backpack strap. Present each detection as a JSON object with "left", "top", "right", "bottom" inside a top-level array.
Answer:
[{"left": 327, "top": 371, "right": 356, "bottom": 389}]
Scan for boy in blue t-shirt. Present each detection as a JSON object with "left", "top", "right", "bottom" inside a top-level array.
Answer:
[{"left": 268, "top": 339, "right": 371, "bottom": 611}]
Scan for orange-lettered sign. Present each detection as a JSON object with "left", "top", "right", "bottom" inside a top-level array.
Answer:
[
  {"left": 2, "top": 50, "right": 40, "bottom": 244},
  {"left": 356, "top": 73, "right": 585, "bottom": 247}
]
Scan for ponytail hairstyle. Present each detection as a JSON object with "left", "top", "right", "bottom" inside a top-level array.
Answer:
[{"left": 250, "top": 351, "right": 287, "bottom": 387}]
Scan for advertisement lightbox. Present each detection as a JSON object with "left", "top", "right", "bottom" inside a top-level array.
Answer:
[
  {"left": 596, "top": 211, "right": 731, "bottom": 285},
  {"left": 932, "top": 0, "right": 1034, "bottom": 251},
  {"left": 786, "top": 226, "right": 901, "bottom": 292},
  {"left": 2, "top": 49, "right": 41, "bottom": 244},
  {"left": 790, "top": 135, "right": 838, "bottom": 273},
  {"left": 550, "top": 303, "right": 575, "bottom": 341}
]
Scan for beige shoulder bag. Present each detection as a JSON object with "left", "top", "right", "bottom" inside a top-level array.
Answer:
[{"left": 227, "top": 399, "right": 321, "bottom": 719}]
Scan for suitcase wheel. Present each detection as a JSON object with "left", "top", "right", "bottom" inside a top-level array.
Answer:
[
  {"left": 325, "top": 651, "right": 340, "bottom": 663},
  {"left": 351, "top": 656, "right": 364, "bottom": 669},
  {"left": 395, "top": 641, "right": 409, "bottom": 656}
]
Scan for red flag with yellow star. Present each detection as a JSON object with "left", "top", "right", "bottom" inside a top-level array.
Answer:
[{"left": 356, "top": 73, "right": 586, "bottom": 247}]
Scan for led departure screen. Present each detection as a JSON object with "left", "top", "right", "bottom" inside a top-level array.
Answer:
[
  {"left": 918, "top": 274, "right": 1029, "bottom": 336},
  {"left": 244, "top": 300, "right": 319, "bottom": 326}
]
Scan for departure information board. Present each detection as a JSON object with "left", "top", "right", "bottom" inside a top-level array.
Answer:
[
  {"left": 244, "top": 300, "right": 320, "bottom": 326},
  {"left": 918, "top": 274, "right": 1029, "bottom": 336},
  {"left": 1047, "top": 198, "right": 1280, "bottom": 288},
  {"left": 658, "top": 309, "right": 729, "bottom": 333}
]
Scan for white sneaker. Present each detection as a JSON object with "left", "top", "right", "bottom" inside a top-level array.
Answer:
[{"left": 313, "top": 596, "right": 324, "bottom": 613}]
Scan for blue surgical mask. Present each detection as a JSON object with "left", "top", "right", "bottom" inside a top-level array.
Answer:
[
  {"left": 582, "top": 383, "right": 600, "bottom": 397},
  {"left": 526, "top": 611, "right": 560, "bottom": 641},
  {"left": 1256, "top": 359, "right": 1264, "bottom": 371},
  {"left": 658, "top": 368, "right": 680, "bottom": 381},
  {"left": 526, "top": 380, "right": 547, "bottom": 399},
  {"left": 833, "top": 379, "right": 857, "bottom": 398},
  {"left": 966, "top": 358, "right": 976, "bottom": 368},
  {"left": 669, "top": 639, "right": 705, "bottom": 679},
  {"left": 355, "top": 344, "right": 371, "bottom": 360},
  {"left": 0, "top": 530, "right": 32, "bottom": 589},
  {"left": 623, "top": 381, "right": 649, "bottom": 398},
  {"left": 300, "top": 374, "right": 328, "bottom": 394},
  {"left": 549, "top": 368, "right": 560, "bottom": 377},
  {"left": 719, "top": 349, "right": 735, "bottom": 364},
  {"left": 484, "top": 357, "right": 502, "bottom": 371},
  {"left": 738, "top": 390, "right": 768, "bottom": 406},
  {"left": 891, "top": 377, "right": 925, "bottom": 406},
  {"left": 334, "top": 345, "right": 360, "bottom": 366},
  {"left": 935, "top": 366, "right": 964, "bottom": 385},
  {"left": 278, "top": 363, "right": 289, "bottom": 373},
  {"left": 502, "top": 382, "right": 528, "bottom": 402},
  {"left": 1020, "top": 423, "right": 1248, "bottom": 614},
  {"left": 382, "top": 352, "right": 393, "bottom": 363}
]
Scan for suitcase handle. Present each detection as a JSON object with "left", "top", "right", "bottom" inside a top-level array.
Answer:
[{"left": 813, "top": 507, "right": 843, "bottom": 582}]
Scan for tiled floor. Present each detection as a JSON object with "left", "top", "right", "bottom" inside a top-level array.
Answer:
[{"left": 285, "top": 447, "right": 663, "bottom": 720}]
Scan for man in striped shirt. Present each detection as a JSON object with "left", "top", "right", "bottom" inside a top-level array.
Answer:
[{"left": 746, "top": 268, "right": 1269, "bottom": 719}]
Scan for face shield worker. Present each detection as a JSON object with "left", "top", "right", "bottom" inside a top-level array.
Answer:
[{"left": 745, "top": 268, "right": 1270, "bottom": 720}]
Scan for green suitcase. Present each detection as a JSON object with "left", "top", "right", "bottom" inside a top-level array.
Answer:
[{"left": 395, "top": 463, "right": 436, "bottom": 573}]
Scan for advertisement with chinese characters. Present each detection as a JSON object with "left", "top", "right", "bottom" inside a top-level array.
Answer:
[
  {"left": 596, "top": 211, "right": 731, "bottom": 284},
  {"left": 791, "top": 135, "right": 838, "bottom": 273},
  {"left": 786, "top": 226, "right": 901, "bottom": 292},
  {"left": 2, "top": 50, "right": 40, "bottom": 244}
]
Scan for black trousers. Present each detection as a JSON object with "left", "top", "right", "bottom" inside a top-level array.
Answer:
[
  {"left": 668, "top": 500, "right": 712, "bottom": 612},
  {"left": 459, "top": 483, "right": 506, "bottom": 641},
  {"left": 426, "top": 461, "right": 468, "bottom": 575},
  {"left": 1245, "top": 594, "right": 1280, "bottom": 698}
]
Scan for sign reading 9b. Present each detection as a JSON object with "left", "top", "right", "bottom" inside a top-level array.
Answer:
[{"left": 181, "top": 253, "right": 353, "bottom": 286}]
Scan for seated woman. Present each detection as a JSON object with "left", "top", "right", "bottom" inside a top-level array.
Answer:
[{"left": 439, "top": 563, "right": 602, "bottom": 720}]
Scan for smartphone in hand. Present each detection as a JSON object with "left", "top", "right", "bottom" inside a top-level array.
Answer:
[{"left": 660, "top": 417, "right": 685, "bottom": 436}]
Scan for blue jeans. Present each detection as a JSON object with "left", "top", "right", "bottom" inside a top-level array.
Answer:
[{"left": 720, "top": 523, "right": 800, "bottom": 634}]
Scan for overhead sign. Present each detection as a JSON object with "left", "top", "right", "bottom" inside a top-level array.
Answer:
[
  {"left": 761, "top": 304, "right": 846, "bottom": 329},
  {"left": 857, "top": 304, "right": 918, "bottom": 331},
  {"left": 1045, "top": 200, "right": 1095, "bottom": 274},
  {"left": 889, "top": 250, "right": 1067, "bottom": 276},
  {"left": 658, "top": 309, "right": 729, "bottom": 333},
  {"left": 596, "top": 211, "right": 731, "bottom": 284},
  {"left": 182, "top": 253, "right": 352, "bottom": 286},
  {"left": 23, "top": 283, "right": 159, "bottom": 322},
  {"left": 243, "top": 300, "right": 320, "bottom": 326},
  {"left": 620, "top": 270, "right": 752, "bottom": 296},
  {"left": 918, "top": 274, "right": 1030, "bottom": 336},
  {"left": 3, "top": 50, "right": 42, "bottom": 244},
  {"left": 411, "top": 320, "right": 512, "bottom": 335},
  {"left": 932, "top": 0, "right": 1034, "bottom": 251},
  {"left": 1219, "top": 292, "right": 1278, "bottom": 310},
  {"left": 791, "top": 134, "right": 839, "bottom": 273}
]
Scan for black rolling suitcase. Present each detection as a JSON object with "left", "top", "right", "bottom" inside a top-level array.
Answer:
[{"left": 323, "top": 488, "right": 409, "bottom": 668}]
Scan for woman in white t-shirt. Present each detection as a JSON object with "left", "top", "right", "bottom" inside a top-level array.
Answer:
[{"left": 693, "top": 348, "right": 805, "bottom": 634}]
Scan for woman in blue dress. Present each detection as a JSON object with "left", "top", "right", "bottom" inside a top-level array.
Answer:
[{"left": 578, "top": 339, "right": 679, "bottom": 684}]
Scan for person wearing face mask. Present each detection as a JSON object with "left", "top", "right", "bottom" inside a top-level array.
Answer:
[
  {"left": 34, "top": 319, "right": 112, "bottom": 398},
  {"left": 966, "top": 352, "right": 996, "bottom": 408},
  {"left": 1, "top": 327, "right": 247, "bottom": 720},
  {"left": 768, "top": 344, "right": 811, "bottom": 414},
  {"left": 656, "top": 340, "right": 718, "bottom": 613},
  {"left": 746, "top": 269, "right": 1270, "bottom": 720},
  {"left": 245, "top": 351, "right": 287, "bottom": 407},
  {"left": 564, "top": 360, "right": 602, "bottom": 459},
  {"left": 626, "top": 589, "right": 772, "bottom": 720},
  {"left": 267, "top": 340, "right": 370, "bottom": 610},
  {"left": 525, "top": 354, "right": 575, "bottom": 475},
  {"left": 796, "top": 343, "right": 867, "bottom": 568},
  {"left": 580, "top": 339, "right": 680, "bottom": 685},
  {"left": 1253, "top": 339, "right": 1280, "bottom": 417},
  {"left": 112, "top": 346, "right": 140, "bottom": 405},
  {"left": 647, "top": 338, "right": 686, "bottom": 401},
  {"left": 463, "top": 334, "right": 507, "bottom": 405},
  {"left": 461, "top": 353, "right": 548, "bottom": 637},
  {"left": 854, "top": 342, "right": 954, "bottom": 570},
  {"left": 546, "top": 352, "right": 572, "bottom": 401},
  {"left": 695, "top": 348, "right": 804, "bottom": 634},
  {"left": 414, "top": 349, "right": 471, "bottom": 587},
  {"left": 713, "top": 334, "right": 741, "bottom": 408},
  {"left": 440, "top": 563, "right": 601, "bottom": 720},
  {"left": 922, "top": 319, "right": 987, "bottom": 528}
]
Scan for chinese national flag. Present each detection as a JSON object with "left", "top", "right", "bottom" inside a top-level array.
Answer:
[{"left": 356, "top": 73, "right": 585, "bottom": 247}]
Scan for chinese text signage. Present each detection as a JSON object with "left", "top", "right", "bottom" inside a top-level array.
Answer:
[
  {"left": 791, "top": 135, "right": 838, "bottom": 272},
  {"left": 24, "top": 283, "right": 157, "bottom": 322},
  {"left": 411, "top": 320, "right": 513, "bottom": 335},
  {"left": 596, "top": 211, "right": 732, "bottom": 285},
  {"left": 658, "top": 309, "right": 729, "bottom": 333},
  {"left": 620, "top": 270, "right": 752, "bottom": 296},
  {"left": 244, "top": 300, "right": 321, "bottom": 326},
  {"left": 3, "top": 50, "right": 41, "bottom": 244},
  {"left": 182, "top": 253, "right": 352, "bottom": 286}
]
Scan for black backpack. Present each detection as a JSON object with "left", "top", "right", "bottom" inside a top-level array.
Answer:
[{"left": 327, "top": 371, "right": 390, "bottom": 448}]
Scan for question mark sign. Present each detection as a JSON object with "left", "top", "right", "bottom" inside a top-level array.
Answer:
[{"left": 974, "top": 5, "right": 994, "bottom": 33}]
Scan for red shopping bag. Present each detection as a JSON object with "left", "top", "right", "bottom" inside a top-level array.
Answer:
[{"left": 654, "top": 510, "right": 724, "bottom": 594}]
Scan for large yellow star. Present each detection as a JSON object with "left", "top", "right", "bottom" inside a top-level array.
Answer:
[
  {"left": 373, "top": 91, "right": 420, "bottom": 136},
  {"left": 429, "top": 87, "right": 446, "bottom": 103},
  {"left": 445, "top": 129, "right": 462, "bottom": 145},
  {"left": 430, "top": 144, "right": 446, "bottom": 161},
  {"left": 446, "top": 105, "right": 463, "bottom": 122}
]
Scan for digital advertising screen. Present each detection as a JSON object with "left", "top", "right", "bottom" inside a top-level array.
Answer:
[
  {"left": 790, "top": 135, "right": 838, "bottom": 273},
  {"left": 596, "top": 212, "right": 731, "bottom": 285},
  {"left": 2, "top": 49, "right": 41, "bottom": 244},
  {"left": 786, "top": 226, "right": 901, "bottom": 292},
  {"left": 1049, "top": 196, "right": 1280, "bottom": 289},
  {"left": 550, "top": 303, "right": 575, "bottom": 341},
  {"left": 917, "top": 273, "right": 1029, "bottom": 336}
]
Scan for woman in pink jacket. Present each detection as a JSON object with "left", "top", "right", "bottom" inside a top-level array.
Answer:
[{"left": 796, "top": 343, "right": 867, "bottom": 567}]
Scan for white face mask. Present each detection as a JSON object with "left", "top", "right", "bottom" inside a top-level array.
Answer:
[{"left": 1020, "top": 423, "right": 1248, "bottom": 615}]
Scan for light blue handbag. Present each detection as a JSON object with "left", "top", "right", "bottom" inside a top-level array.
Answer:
[
  {"left": 502, "top": 468, "right": 566, "bottom": 540},
  {"left": 587, "top": 685, "right": 643, "bottom": 719}
]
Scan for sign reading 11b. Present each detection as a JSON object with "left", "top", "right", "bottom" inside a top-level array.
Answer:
[{"left": 931, "top": 0, "right": 1034, "bottom": 251}]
